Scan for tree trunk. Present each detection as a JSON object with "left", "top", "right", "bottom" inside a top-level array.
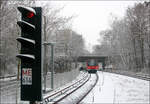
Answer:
[
  {"left": 133, "top": 38, "right": 138, "bottom": 71},
  {"left": 140, "top": 38, "right": 144, "bottom": 70}
]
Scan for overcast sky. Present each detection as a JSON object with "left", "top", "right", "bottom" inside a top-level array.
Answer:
[{"left": 44, "top": 1, "right": 144, "bottom": 52}]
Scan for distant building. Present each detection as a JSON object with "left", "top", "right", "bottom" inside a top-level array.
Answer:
[{"left": 54, "top": 29, "right": 73, "bottom": 58}]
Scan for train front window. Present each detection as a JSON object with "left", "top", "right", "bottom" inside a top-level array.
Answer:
[{"left": 87, "top": 60, "right": 97, "bottom": 66}]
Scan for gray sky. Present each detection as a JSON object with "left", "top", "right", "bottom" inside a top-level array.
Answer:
[{"left": 48, "top": 1, "right": 144, "bottom": 52}]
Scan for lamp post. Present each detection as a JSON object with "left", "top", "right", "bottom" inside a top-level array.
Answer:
[{"left": 43, "top": 42, "right": 55, "bottom": 90}]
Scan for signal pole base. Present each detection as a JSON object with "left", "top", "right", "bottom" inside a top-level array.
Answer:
[{"left": 30, "top": 101, "right": 36, "bottom": 104}]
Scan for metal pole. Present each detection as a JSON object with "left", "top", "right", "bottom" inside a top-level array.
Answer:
[
  {"left": 51, "top": 44, "right": 54, "bottom": 89},
  {"left": 43, "top": 16, "right": 47, "bottom": 93},
  {"left": 43, "top": 43, "right": 46, "bottom": 93},
  {"left": 43, "top": 42, "right": 55, "bottom": 90}
]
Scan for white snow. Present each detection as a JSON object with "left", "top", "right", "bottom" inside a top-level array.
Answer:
[
  {"left": 56, "top": 74, "right": 97, "bottom": 104},
  {"left": 1, "top": 71, "right": 149, "bottom": 104},
  {"left": 81, "top": 71, "right": 149, "bottom": 104},
  {"left": 81, "top": 71, "right": 115, "bottom": 103},
  {"left": 107, "top": 72, "right": 150, "bottom": 103},
  {"left": 43, "top": 71, "right": 87, "bottom": 99}
]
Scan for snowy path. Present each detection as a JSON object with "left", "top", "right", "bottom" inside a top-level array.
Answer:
[
  {"left": 80, "top": 71, "right": 115, "bottom": 104},
  {"left": 80, "top": 71, "right": 149, "bottom": 104}
]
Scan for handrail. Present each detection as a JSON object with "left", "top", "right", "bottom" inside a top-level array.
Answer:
[{"left": 0, "top": 75, "right": 17, "bottom": 79}]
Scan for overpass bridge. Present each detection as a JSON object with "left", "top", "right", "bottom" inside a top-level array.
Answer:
[{"left": 77, "top": 55, "right": 108, "bottom": 69}]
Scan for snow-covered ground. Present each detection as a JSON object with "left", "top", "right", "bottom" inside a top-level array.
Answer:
[
  {"left": 0, "top": 67, "right": 80, "bottom": 104},
  {"left": 108, "top": 72, "right": 150, "bottom": 104},
  {"left": 1, "top": 71, "right": 149, "bottom": 104},
  {"left": 80, "top": 71, "right": 115, "bottom": 104},
  {"left": 81, "top": 71, "right": 149, "bottom": 104}
]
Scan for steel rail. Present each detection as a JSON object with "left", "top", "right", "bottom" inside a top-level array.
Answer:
[
  {"left": 43, "top": 72, "right": 89, "bottom": 103},
  {"left": 76, "top": 73, "right": 99, "bottom": 104},
  {"left": 135, "top": 74, "right": 150, "bottom": 81},
  {"left": 104, "top": 70, "right": 150, "bottom": 81},
  {"left": 53, "top": 74, "right": 91, "bottom": 104},
  {"left": 0, "top": 75, "right": 17, "bottom": 79}
]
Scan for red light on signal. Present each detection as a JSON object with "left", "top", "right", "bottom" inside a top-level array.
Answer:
[{"left": 27, "top": 12, "right": 34, "bottom": 18}]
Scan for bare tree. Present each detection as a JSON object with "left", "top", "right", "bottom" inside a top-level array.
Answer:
[{"left": 93, "top": 2, "right": 150, "bottom": 73}]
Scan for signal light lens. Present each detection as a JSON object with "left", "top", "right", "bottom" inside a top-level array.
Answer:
[{"left": 27, "top": 12, "right": 34, "bottom": 18}]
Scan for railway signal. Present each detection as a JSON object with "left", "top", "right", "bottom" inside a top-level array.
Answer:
[{"left": 17, "top": 6, "right": 42, "bottom": 101}]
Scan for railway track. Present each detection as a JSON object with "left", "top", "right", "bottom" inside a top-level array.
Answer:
[
  {"left": 104, "top": 70, "right": 150, "bottom": 81},
  {"left": 76, "top": 73, "right": 99, "bottom": 104},
  {"left": 0, "top": 72, "right": 99, "bottom": 104},
  {"left": 42, "top": 73, "right": 98, "bottom": 104},
  {"left": 135, "top": 73, "right": 150, "bottom": 81}
]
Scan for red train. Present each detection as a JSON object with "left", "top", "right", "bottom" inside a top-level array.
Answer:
[{"left": 86, "top": 59, "right": 99, "bottom": 73}]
